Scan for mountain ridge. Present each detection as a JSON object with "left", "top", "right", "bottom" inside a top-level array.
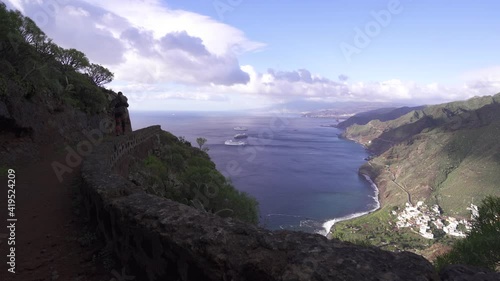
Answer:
[
  {"left": 336, "top": 105, "right": 427, "bottom": 129},
  {"left": 342, "top": 93, "right": 500, "bottom": 214},
  {"left": 330, "top": 93, "right": 500, "bottom": 258}
]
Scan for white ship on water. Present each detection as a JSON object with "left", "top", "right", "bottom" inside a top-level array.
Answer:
[
  {"left": 224, "top": 140, "right": 247, "bottom": 146},
  {"left": 234, "top": 133, "right": 248, "bottom": 139},
  {"left": 233, "top": 126, "right": 248, "bottom": 131}
]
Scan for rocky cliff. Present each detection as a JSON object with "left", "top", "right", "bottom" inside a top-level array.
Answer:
[{"left": 0, "top": 80, "right": 111, "bottom": 166}]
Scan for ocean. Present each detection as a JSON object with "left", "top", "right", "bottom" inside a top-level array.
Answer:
[{"left": 131, "top": 111, "right": 379, "bottom": 235}]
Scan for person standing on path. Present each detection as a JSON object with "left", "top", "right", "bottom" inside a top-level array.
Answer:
[{"left": 110, "top": 92, "right": 130, "bottom": 135}]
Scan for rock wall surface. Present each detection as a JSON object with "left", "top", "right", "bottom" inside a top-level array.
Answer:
[
  {"left": 80, "top": 125, "right": 442, "bottom": 281},
  {"left": 0, "top": 89, "right": 111, "bottom": 166}
]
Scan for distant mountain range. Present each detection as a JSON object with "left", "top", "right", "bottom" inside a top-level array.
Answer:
[
  {"left": 261, "top": 100, "right": 410, "bottom": 116},
  {"left": 335, "top": 106, "right": 427, "bottom": 129}
]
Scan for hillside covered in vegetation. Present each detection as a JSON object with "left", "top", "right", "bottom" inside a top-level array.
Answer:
[
  {"left": 332, "top": 93, "right": 500, "bottom": 259},
  {"left": 0, "top": 2, "right": 124, "bottom": 168},
  {"left": 0, "top": 1, "right": 259, "bottom": 224},
  {"left": 335, "top": 105, "right": 425, "bottom": 129},
  {"left": 344, "top": 93, "right": 500, "bottom": 214},
  {"left": 0, "top": 2, "right": 113, "bottom": 114},
  {"left": 1, "top": 5, "right": 261, "bottom": 278},
  {"left": 129, "top": 131, "right": 260, "bottom": 224}
]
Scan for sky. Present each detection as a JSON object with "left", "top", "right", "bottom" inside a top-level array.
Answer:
[{"left": 4, "top": 0, "right": 500, "bottom": 111}]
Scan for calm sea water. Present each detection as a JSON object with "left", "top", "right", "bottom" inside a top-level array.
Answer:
[{"left": 131, "top": 111, "right": 379, "bottom": 235}]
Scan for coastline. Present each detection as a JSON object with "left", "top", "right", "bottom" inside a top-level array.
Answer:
[
  {"left": 321, "top": 173, "right": 381, "bottom": 237},
  {"left": 318, "top": 129, "right": 382, "bottom": 237}
]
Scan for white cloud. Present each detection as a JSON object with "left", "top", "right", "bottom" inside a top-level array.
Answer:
[
  {"left": 4, "top": 0, "right": 500, "bottom": 109},
  {"left": 460, "top": 66, "right": 500, "bottom": 97},
  {"left": 82, "top": 0, "right": 265, "bottom": 56},
  {"left": 205, "top": 66, "right": 500, "bottom": 105},
  {"left": 65, "top": 6, "right": 89, "bottom": 17},
  {"left": 5, "top": 0, "right": 262, "bottom": 86},
  {"left": 4, "top": 0, "right": 23, "bottom": 12}
]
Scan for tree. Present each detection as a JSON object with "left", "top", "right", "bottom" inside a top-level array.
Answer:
[
  {"left": 85, "top": 63, "right": 114, "bottom": 86},
  {"left": 0, "top": 5, "right": 24, "bottom": 58},
  {"left": 196, "top": 137, "right": 208, "bottom": 152},
  {"left": 0, "top": 4, "right": 109, "bottom": 112},
  {"left": 56, "top": 48, "right": 90, "bottom": 71},
  {"left": 471, "top": 196, "right": 500, "bottom": 235},
  {"left": 430, "top": 222, "right": 446, "bottom": 240},
  {"left": 37, "top": 39, "right": 58, "bottom": 57},
  {"left": 19, "top": 15, "right": 45, "bottom": 47},
  {"left": 435, "top": 196, "right": 500, "bottom": 271}
]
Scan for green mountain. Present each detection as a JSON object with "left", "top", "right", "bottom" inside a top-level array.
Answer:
[
  {"left": 330, "top": 94, "right": 500, "bottom": 256},
  {"left": 336, "top": 105, "right": 426, "bottom": 129},
  {"left": 342, "top": 93, "right": 500, "bottom": 216}
]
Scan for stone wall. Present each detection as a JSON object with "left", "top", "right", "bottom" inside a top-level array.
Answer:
[{"left": 81, "top": 125, "right": 440, "bottom": 281}]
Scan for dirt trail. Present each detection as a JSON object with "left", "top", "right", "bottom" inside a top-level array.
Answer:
[{"left": 0, "top": 144, "right": 111, "bottom": 281}]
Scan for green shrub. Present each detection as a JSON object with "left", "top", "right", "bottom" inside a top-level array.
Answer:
[
  {"left": 435, "top": 196, "right": 500, "bottom": 271},
  {"left": 63, "top": 71, "right": 106, "bottom": 113},
  {"left": 138, "top": 135, "right": 260, "bottom": 224},
  {"left": 144, "top": 155, "right": 167, "bottom": 175}
]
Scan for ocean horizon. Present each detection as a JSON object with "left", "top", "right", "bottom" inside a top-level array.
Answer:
[{"left": 131, "top": 111, "right": 380, "bottom": 235}]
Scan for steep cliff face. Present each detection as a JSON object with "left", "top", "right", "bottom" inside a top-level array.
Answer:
[
  {"left": 0, "top": 2, "right": 121, "bottom": 167},
  {"left": 0, "top": 81, "right": 117, "bottom": 166}
]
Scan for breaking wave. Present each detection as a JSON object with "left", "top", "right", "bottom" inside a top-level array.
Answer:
[{"left": 318, "top": 174, "right": 381, "bottom": 236}]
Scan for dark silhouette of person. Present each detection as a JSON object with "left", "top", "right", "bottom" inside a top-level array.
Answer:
[{"left": 110, "top": 92, "right": 129, "bottom": 135}]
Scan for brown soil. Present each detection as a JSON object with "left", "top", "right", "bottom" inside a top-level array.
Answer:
[
  {"left": 0, "top": 144, "right": 113, "bottom": 281},
  {"left": 417, "top": 243, "right": 453, "bottom": 263}
]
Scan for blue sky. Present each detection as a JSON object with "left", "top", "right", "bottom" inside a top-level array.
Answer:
[
  {"left": 5, "top": 0, "right": 500, "bottom": 111},
  {"left": 174, "top": 0, "right": 500, "bottom": 83}
]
